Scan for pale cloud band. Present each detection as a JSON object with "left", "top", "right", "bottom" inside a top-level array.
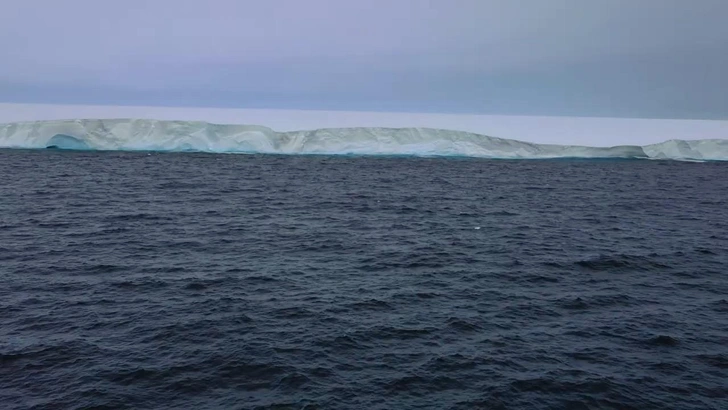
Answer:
[{"left": 1, "top": 0, "right": 727, "bottom": 119}]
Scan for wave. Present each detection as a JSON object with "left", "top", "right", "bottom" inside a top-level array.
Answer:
[{"left": 0, "top": 119, "right": 726, "bottom": 160}]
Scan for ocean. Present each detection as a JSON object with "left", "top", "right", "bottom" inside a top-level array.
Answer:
[{"left": 1, "top": 149, "right": 726, "bottom": 409}]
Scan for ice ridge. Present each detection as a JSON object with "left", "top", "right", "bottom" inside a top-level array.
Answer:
[{"left": 0, "top": 119, "right": 726, "bottom": 161}]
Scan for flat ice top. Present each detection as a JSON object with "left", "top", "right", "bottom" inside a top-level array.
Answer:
[
  {"left": 2, "top": 117, "right": 727, "bottom": 161},
  {"left": 1, "top": 103, "right": 727, "bottom": 147}
]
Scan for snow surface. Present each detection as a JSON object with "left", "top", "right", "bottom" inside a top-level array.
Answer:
[{"left": 0, "top": 118, "right": 726, "bottom": 160}]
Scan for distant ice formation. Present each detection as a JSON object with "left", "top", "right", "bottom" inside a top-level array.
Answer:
[
  {"left": 0, "top": 119, "right": 726, "bottom": 160},
  {"left": 642, "top": 139, "right": 728, "bottom": 161}
]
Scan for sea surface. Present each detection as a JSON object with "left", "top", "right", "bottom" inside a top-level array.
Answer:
[{"left": 1, "top": 150, "right": 726, "bottom": 410}]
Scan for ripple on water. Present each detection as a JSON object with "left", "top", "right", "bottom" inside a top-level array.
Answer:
[{"left": 1, "top": 151, "right": 726, "bottom": 409}]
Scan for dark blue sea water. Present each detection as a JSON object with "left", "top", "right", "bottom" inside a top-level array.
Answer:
[{"left": 1, "top": 150, "right": 727, "bottom": 410}]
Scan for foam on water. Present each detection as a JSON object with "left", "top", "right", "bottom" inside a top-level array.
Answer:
[{"left": 1, "top": 118, "right": 726, "bottom": 160}]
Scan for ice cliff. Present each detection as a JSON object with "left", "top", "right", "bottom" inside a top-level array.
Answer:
[{"left": 0, "top": 119, "right": 726, "bottom": 160}]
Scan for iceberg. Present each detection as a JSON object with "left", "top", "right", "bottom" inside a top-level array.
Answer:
[
  {"left": 0, "top": 118, "right": 725, "bottom": 160},
  {"left": 642, "top": 139, "right": 728, "bottom": 161}
]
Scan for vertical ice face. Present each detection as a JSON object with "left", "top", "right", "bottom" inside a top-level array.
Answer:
[
  {"left": 0, "top": 119, "right": 725, "bottom": 160},
  {"left": 643, "top": 139, "right": 728, "bottom": 161}
]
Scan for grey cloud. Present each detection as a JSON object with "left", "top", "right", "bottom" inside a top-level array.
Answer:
[{"left": 1, "top": 0, "right": 727, "bottom": 118}]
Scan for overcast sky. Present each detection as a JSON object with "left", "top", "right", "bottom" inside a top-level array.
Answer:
[{"left": 1, "top": 0, "right": 727, "bottom": 119}]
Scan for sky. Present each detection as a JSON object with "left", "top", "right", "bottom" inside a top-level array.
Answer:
[{"left": 1, "top": 0, "right": 727, "bottom": 119}]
